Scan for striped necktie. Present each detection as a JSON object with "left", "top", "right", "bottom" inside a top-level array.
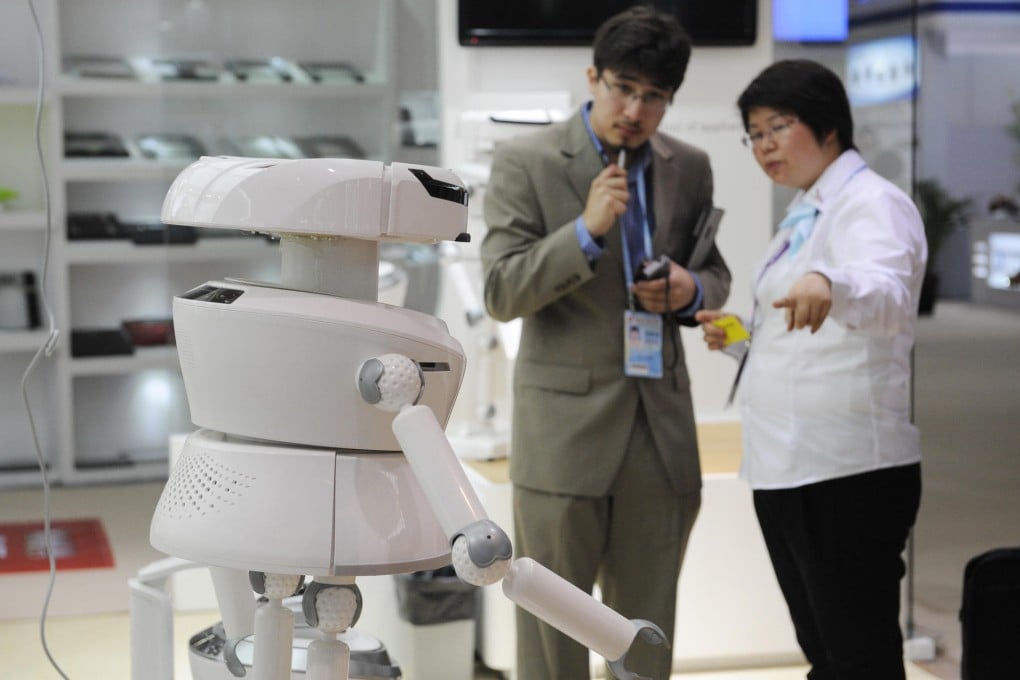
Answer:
[{"left": 623, "top": 171, "right": 647, "bottom": 272}]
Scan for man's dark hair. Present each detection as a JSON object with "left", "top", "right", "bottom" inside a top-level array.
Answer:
[
  {"left": 592, "top": 5, "right": 692, "bottom": 92},
  {"left": 737, "top": 59, "right": 856, "bottom": 151}
]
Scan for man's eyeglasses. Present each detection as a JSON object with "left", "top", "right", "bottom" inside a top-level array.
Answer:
[
  {"left": 742, "top": 117, "right": 798, "bottom": 150},
  {"left": 600, "top": 76, "right": 672, "bottom": 113}
]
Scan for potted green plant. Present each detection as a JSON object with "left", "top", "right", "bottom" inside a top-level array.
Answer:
[
  {"left": 914, "top": 178, "right": 972, "bottom": 314},
  {"left": 0, "top": 186, "right": 19, "bottom": 211}
]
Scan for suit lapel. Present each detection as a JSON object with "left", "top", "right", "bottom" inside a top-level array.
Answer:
[
  {"left": 649, "top": 134, "right": 679, "bottom": 255},
  {"left": 562, "top": 112, "right": 603, "bottom": 207}
]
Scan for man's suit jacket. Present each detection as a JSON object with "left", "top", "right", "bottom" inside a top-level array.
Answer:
[{"left": 481, "top": 110, "right": 731, "bottom": 498}]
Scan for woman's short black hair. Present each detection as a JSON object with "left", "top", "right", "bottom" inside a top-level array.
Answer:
[
  {"left": 737, "top": 59, "right": 856, "bottom": 151},
  {"left": 593, "top": 5, "right": 692, "bottom": 92}
]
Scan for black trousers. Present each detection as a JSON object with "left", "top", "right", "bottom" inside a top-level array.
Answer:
[{"left": 754, "top": 463, "right": 922, "bottom": 680}]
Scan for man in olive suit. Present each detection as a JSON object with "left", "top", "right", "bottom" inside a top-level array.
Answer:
[{"left": 480, "top": 7, "right": 731, "bottom": 679}]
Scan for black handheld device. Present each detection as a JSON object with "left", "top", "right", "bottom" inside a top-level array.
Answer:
[{"left": 635, "top": 254, "right": 671, "bottom": 281}]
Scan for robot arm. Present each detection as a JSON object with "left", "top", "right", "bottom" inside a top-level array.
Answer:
[{"left": 359, "top": 354, "right": 668, "bottom": 680}]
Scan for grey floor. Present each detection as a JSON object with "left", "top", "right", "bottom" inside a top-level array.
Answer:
[{"left": 907, "top": 300, "right": 1020, "bottom": 677}]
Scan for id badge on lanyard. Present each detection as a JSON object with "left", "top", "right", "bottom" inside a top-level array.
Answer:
[{"left": 624, "top": 308, "right": 663, "bottom": 378}]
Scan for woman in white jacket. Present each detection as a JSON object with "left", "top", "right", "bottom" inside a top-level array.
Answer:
[{"left": 697, "top": 59, "right": 927, "bottom": 680}]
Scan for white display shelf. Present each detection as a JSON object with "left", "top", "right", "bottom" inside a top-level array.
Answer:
[
  {"left": 0, "top": 210, "right": 48, "bottom": 231},
  {"left": 62, "top": 159, "right": 193, "bottom": 183},
  {"left": 59, "top": 77, "right": 390, "bottom": 100},
  {"left": 0, "top": 0, "right": 398, "bottom": 487},
  {"left": 0, "top": 468, "right": 48, "bottom": 490},
  {"left": 0, "top": 86, "right": 47, "bottom": 106},
  {"left": 66, "top": 239, "right": 279, "bottom": 265},
  {"left": 69, "top": 345, "right": 179, "bottom": 377},
  {"left": 0, "top": 329, "right": 50, "bottom": 354},
  {"left": 68, "top": 460, "right": 169, "bottom": 485},
  {"left": 62, "top": 157, "right": 385, "bottom": 183}
]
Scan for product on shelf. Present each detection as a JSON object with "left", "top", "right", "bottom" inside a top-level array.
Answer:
[
  {"left": 218, "top": 134, "right": 367, "bottom": 160},
  {"left": 398, "top": 93, "right": 441, "bottom": 149},
  {"left": 121, "top": 318, "right": 175, "bottom": 346},
  {"left": 293, "top": 135, "right": 366, "bottom": 159},
  {"left": 0, "top": 271, "right": 40, "bottom": 330},
  {"left": 136, "top": 134, "right": 207, "bottom": 160},
  {"left": 195, "top": 227, "right": 263, "bottom": 239},
  {"left": 64, "top": 131, "right": 130, "bottom": 158},
  {"left": 67, "top": 212, "right": 128, "bottom": 240},
  {"left": 224, "top": 57, "right": 294, "bottom": 83},
  {"left": 196, "top": 227, "right": 281, "bottom": 245},
  {"left": 63, "top": 55, "right": 137, "bottom": 79},
  {"left": 70, "top": 328, "right": 135, "bottom": 357},
  {"left": 298, "top": 60, "right": 365, "bottom": 83},
  {"left": 121, "top": 221, "right": 198, "bottom": 245},
  {"left": 220, "top": 135, "right": 305, "bottom": 159},
  {"left": 149, "top": 58, "right": 220, "bottom": 82}
]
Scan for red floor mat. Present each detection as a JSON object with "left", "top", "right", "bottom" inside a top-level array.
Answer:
[{"left": 0, "top": 518, "right": 115, "bottom": 574}]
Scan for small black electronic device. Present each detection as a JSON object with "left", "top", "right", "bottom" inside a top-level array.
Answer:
[
  {"left": 635, "top": 254, "right": 671, "bottom": 282},
  {"left": 64, "top": 131, "right": 130, "bottom": 158},
  {"left": 123, "top": 221, "right": 198, "bottom": 245},
  {"left": 70, "top": 328, "right": 135, "bottom": 357},
  {"left": 0, "top": 271, "right": 41, "bottom": 330},
  {"left": 67, "top": 212, "right": 127, "bottom": 240}
]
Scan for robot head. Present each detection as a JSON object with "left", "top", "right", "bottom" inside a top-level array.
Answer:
[{"left": 161, "top": 156, "right": 470, "bottom": 245}]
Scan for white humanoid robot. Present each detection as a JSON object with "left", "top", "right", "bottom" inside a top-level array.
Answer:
[{"left": 149, "top": 156, "right": 667, "bottom": 680}]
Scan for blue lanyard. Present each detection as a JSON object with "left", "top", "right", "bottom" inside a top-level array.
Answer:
[{"left": 619, "top": 168, "right": 653, "bottom": 302}]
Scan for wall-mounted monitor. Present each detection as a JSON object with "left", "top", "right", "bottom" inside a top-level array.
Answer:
[
  {"left": 773, "top": 0, "right": 848, "bottom": 43},
  {"left": 458, "top": 1, "right": 757, "bottom": 47}
]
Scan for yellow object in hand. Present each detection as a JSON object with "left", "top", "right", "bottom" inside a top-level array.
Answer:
[{"left": 712, "top": 315, "right": 750, "bottom": 346}]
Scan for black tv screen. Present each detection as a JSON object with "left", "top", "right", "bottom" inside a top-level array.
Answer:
[{"left": 459, "top": 1, "right": 757, "bottom": 47}]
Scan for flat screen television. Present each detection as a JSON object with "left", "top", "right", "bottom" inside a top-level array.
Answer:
[{"left": 458, "top": 1, "right": 757, "bottom": 47}]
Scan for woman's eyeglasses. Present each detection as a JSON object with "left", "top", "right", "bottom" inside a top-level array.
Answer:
[{"left": 742, "top": 117, "right": 798, "bottom": 150}]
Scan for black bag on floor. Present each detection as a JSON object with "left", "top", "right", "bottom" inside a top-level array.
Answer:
[{"left": 960, "top": 546, "right": 1020, "bottom": 680}]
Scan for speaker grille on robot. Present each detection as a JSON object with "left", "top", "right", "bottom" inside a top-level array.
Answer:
[{"left": 156, "top": 449, "right": 254, "bottom": 520}]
